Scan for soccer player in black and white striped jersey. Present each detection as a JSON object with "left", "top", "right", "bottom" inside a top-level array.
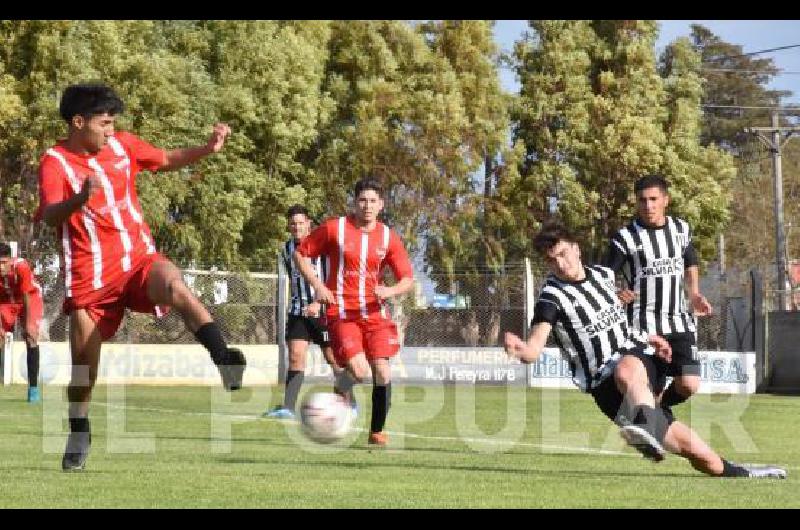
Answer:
[
  {"left": 504, "top": 222, "right": 785, "bottom": 478},
  {"left": 264, "top": 205, "right": 355, "bottom": 419},
  {"left": 605, "top": 175, "right": 712, "bottom": 411}
]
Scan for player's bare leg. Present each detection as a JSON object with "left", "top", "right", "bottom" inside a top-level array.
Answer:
[
  {"left": 660, "top": 373, "right": 700, "bottom": 407},
  {"left": 367, "top": 357, "right": 391, "bottom": 446},
  {"left": 662, "top": 419, "right": 785, "bottom": 478},
  {"left": 23, "top": 317, "right": 40, "bottom": 403},
  {"left": 324, "top": 345, "right": 357, "bottom": 412},
  {"left": 266, "top": 339, "right": 308, "bottom": 418},
  {"left": 614, "top": 355, "right": 668, "bottom": 462},
  {"left": 62, "top": 309, "right": 102, "bottom": 471},
  {"left": 146, "top": 259, "right": 245, "bottom": 390}
]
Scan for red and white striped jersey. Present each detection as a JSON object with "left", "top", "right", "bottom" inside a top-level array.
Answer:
[
  {"left": 0, "top": 258, "right": 42, "bottom": 304},
  {"left": 36, "top": 132, "right": 167, "bottom": 299},
  {"left": 297, "top": 215, "right": 413, "bottom": 321}
]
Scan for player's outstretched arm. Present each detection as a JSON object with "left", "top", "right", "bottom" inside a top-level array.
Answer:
[
  {"left": 160, "top": 123, "right": 231, "bottom": 172},
  {"left": 503, "top": 322, "right": 551, "bottom": 364}
]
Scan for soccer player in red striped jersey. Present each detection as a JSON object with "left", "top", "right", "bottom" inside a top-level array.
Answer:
[
  {"left": 295, "top": 177, "right": 414, "bottom": 446},
  {"left": 36, "top": 83, "right": 246, "bottom": 471},
  {"left": 0, "top": 243, "right": 44, "bottom": 403}
]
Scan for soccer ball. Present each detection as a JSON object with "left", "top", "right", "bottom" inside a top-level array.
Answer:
[{"left": 299, "top": 392, "right": 353, "bottom": 444}]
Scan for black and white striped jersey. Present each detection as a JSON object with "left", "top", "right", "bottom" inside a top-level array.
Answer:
[
  {"left": 606, "top": 216, "right": 698, "bottom": 335},
  {"left": 532, "top": 265, "right": 652, "bottom": 392},
  {"left": 282, "top": 239, "right": 328, "bottom": 317}
]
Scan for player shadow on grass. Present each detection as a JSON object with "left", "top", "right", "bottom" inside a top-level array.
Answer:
[{"left": 213, "top": 456, "right": 709, "bottom": 479}]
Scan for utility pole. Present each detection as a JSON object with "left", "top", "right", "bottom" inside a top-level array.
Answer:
[{"left": 745, "top": 113, "right": 800, "bottom": 310}]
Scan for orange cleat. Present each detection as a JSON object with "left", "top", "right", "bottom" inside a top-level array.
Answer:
[{"left": 368, "top": 431, "right": 388, "bottom": 446}]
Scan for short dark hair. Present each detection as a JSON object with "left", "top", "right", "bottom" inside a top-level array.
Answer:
[
  {"left": 634, "top": 174, "right": 669, "bottom": 195},
  {"left": 0, "top": 242, "right": 11, "bottom": 258},
  {"left": 60, "top": 83, "right": 124, "bottom": 123},
  {"left": 532, "top": 221, "right": 578, "bottom": 255},
  {"left": 354, "top": 177, "right": 383, "bottom": 198},
  {"left": 286, "top": 204, "right": 309, "bottom": 219}
]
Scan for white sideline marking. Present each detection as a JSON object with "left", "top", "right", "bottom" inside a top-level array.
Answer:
[{"left": 97, "top": 402, "right": 636, "bottom": 457}]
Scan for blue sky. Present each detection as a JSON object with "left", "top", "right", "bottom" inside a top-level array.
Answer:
[{"left": 494, "top": 20, "right": 800, "bottom": 104}]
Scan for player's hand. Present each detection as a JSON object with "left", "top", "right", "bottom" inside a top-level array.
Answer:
[
  {"left": 617, "top": 289, "right": 636, "bottom": 305},
  {"left": 691, "top": 293, "right": 713, "bottom": 316},
  {"left": 648, "top": 335, "right": 672, "bottom": 363},
  {"left": 315, "top": 284, "right": 336, "bottom": 305},
  {"left": 78, "top": 174, "right": 102, "bottom": 203},
  {"left": 504, "top": 332, "right": 525, "bottom": 360},
  {"left": 303, "top": 301, "right": 321, "bottom": 318},
  {"left": 207, "top": 123, "right": 231, "bottom": 153},
  {"left": 374, "top": 285, "right": 393, "bottom": 301}
]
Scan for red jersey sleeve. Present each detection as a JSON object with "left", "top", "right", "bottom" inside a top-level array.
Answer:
[
  {"left": 116, "top": 131, "right": 167, "bottom": 172},
  {"left": 384, "top": 230, "right": 413, "bottom": 280},
  {"left": 15, "top": 260, "right": 35, "bottom": 294},
  {"left": 297, "top": 220, "right": 331, "bottom": 259},
  {"left": 35, "top": 155, "right": 67, "bottom": 222}
]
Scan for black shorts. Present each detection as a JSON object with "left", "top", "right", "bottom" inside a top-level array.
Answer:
[
  {"left": 590, "top": 348, "right": 675, "bottom": 426},
  {"left": 655, "top": 332, "right": 701, "bottom": 378},
  {"left": 286, "top": 314, "right": 330, "bottom": 347}
]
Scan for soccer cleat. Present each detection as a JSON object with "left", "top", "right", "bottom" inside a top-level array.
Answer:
[
  {"left": 216, "top": 348, "right": 246, "bottom": 391},
  {"left": 351, "top": 403, "right": 359, "bottom": 419},
  {"left": 619, "top": 424, "right": 666, "bottom": 463},
  {"left": 263, "top": 407, "right": 296, "bottom": 420},
  {"left": 739, "top": 464, "right": 788, "bottom": 479},
  {"left": 27, "top": 386, "right": 41, "bottom": 404},
  {"left": 62, "top": 431, "right": 92, "bottom": 472},
  {"left": 368, "top": 431, "right": 388, "bottom": 447}
]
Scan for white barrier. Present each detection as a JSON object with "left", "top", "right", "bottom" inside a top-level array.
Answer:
[
  {"left": 1, "top": 332, "right": 12, "bottom": 385},
  {"left": 7, "top": 341, "right": 280, "bottom": 386},
  {"left": 3, "top": 342, "right": 757, "bottom": 393},
  {"left": 528, "top": 347, "right": 757, "bottom": 394}
]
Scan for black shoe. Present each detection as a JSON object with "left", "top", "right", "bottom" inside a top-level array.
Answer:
[
  {"left": 62, "top": 431, "right": 92, "bottom": 472},
  {"left": 619, "top": 424, "right": 666, "bottom": 463},
  {"left": 739, "top": 464, "right": 787, "bottom": 479},
  {"left": 217, "top": 348, "right": 246, "bottom": 391}
]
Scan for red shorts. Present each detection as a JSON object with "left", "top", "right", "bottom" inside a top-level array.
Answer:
[
  {"left": 328, "top": 316, "right": 400, "bottom": 366},
  {"left": 63, "top": 253, "right": 170, "bottom": 340},
  {"left": 0, "top": 291, "right": 44, "bottom": 334}
]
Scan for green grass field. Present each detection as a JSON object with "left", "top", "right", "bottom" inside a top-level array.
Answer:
[{"left": 0, "top": 383, "right": 797, "bottom": 508}]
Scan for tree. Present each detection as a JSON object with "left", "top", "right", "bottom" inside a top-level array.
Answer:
[
  {"left": 512, "top": 20, "right": 735, "bottom": 263},
  {"left": 681, "top": 24, "right": 800, "bottom": 271}
]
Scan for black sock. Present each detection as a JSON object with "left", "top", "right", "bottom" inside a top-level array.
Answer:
[
  {"left": 721, "top": 458, "right": 750, "bottom": 477},
  {"left": 633, "top": 405, "right": 669, "bottom": 443},
  {"left": 283, "top": 370, "right": 304, "bottom": 411},
  {"left": 661, "top": 383, "right": 689, "bottom": 408},
  {"left": 27, "top": 345, "right": 40, "bottom": 387},
  {"left": 370, "top": 384, "right": 390, "bottom": 433},
  {"left": 69, "top": 417, "right": 90, "bottom": 433},
  {"left": 194, "top": 322, "right": 228, "bottom": 364},
  {"left": 334, "top": 371, "right": 356, "bottom": 397}
]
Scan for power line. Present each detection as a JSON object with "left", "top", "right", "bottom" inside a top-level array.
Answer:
[
  {"left": 702, "top": 68, "right": 800, "bottom": 75},
  {"left": 702, "top": 104, "right": 800, "bottom": 111},
  {"left": 703, "top": 43, "right": 800, "bottom": 62}
]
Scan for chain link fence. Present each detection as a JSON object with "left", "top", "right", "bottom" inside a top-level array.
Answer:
[
  {"left": 31, "top": 262, "right": 279, "bottom": 346},
  {"left": 397, "top": 263, "right": 528, "bottom": 347},
  {"left": 22, "top": 249, "right": 760, "bottom": 354}
]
